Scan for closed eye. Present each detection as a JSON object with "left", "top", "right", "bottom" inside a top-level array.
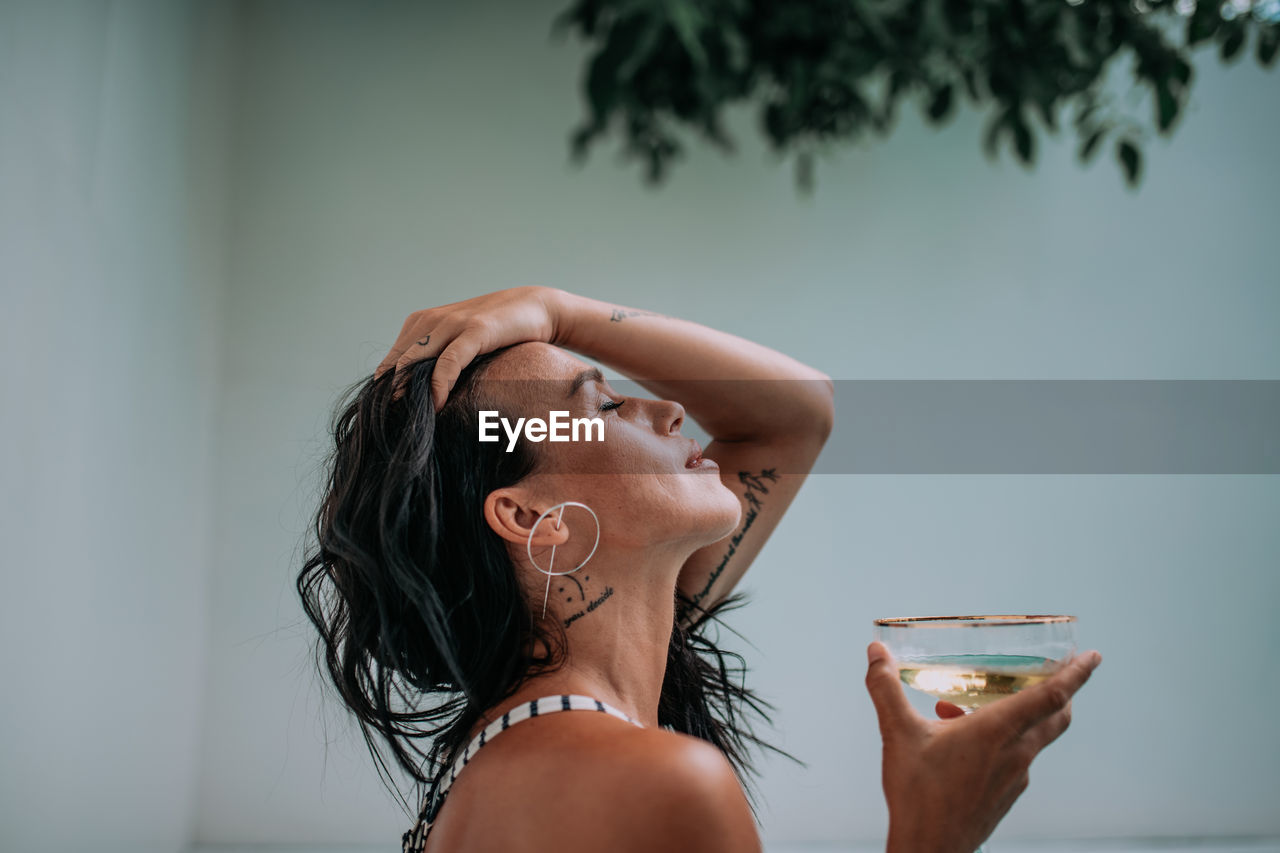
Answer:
[{"left": 599, "top": 398, "right": 625, "bottom": 412}]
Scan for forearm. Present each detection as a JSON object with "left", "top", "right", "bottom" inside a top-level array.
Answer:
[{"left": 549, "top": 288, "right": 834, "bottom": 442}]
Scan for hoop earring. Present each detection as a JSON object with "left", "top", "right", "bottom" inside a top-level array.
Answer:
[{"left": 525, "top": 500, "right": 601, "bottom": 620}]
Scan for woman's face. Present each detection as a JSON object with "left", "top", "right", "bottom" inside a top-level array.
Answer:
[{"left": 481, "top": 342, "right": 741, "bottom": 553}]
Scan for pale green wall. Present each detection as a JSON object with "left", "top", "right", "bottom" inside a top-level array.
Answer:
[
  {"left": 2, "top": 1, "right": 1276, "bottom": 850},
  {"left": 193, "top": 0, "right": 1279, "bottom": 846},
  {"left": 0, "top": 1, "right": 225, "bottom": 851}
]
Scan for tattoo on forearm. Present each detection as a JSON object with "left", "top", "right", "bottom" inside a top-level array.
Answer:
[
  {"left": 609, "top": 308, "right": 665, "bottom": 323},
  {"left": 560, "top": 572, "right": 616, "bottom": 629},
  {"left": 683, "top": 467, "right": 779, "bottom": 619}
]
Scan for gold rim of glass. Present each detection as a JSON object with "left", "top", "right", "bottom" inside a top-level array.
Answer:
[{"left": 873, "top": 614, "right": 1077, "bottom": 628}]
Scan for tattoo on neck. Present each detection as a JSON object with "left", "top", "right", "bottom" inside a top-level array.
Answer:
[{"left": 564, "top": 584, "right": 615, "bottom": 628}]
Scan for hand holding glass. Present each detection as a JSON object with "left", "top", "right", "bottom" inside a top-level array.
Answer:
[{"left": 871, "top": 615, "right": 1078, "bottom": 853}]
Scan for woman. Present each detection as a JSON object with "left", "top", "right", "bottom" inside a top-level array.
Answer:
[{"left": 297, "top": 286, "right": 1101, "bottom": 853}]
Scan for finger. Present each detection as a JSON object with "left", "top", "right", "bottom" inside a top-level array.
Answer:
[
  {"left": 935, "top": 700, "right": 966, "bottom": 720},
  {"left": 391, "top": 325, "right": 452, "bottom": 403},
  {"left": 1022, "top": 700, "right": 1073, "bottom": 753},
  {"left": 390, "top": 365, "right": 414, "bottom": 402},
  {"left": 1033, "top": 651, "right": 1100, "bottom": 718},
  {"left": 393, "top": 332, "right": 439, "bottom": 377},
  {"left": 388, "top": 330, "right": 434, "bottom": 378},
  {"left": 864, "top": 642, "right": 918, "bottom": 737},
  {"left": 998, "top": 650, "right": 1101, "bottom": 733},
  {"left": 377, "top": 313, "right": 423, "bottom": 379},
  {"left": 428, "top": 333, "right": 485, "bottom": 412}
]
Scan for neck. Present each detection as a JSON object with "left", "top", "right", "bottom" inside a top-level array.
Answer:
[{"left": 504, "top": 540, "right": 689, "bottom": 730}]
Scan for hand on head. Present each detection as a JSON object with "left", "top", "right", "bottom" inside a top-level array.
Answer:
[
  {"left": 864, "top": 641, "right": 1102, "bottom": 853},
  {"left": 374, "top": 287, "right": 566, "bottom": 408}
]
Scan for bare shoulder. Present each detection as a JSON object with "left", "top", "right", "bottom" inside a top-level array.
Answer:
[
  {"left": 441, "top": 715, "right": 762, "bottom": 853},
  {"left": 559, "top": 724, "right": 763, "bottom": 853}
]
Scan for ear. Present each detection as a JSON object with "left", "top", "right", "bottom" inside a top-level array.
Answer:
[{"left": 483, "top": 488, "right": 574, "bottom": 549}]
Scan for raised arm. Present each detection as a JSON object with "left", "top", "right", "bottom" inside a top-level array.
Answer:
[
  {"left": 547, "top": 289, "right": 835, "bottom": 628},
  {"left": 373, "top": 285, "right": 834, "bottom": 628}
]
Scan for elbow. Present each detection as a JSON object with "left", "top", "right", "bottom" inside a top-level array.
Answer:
[
  {"left": 813, "top": 402, "right": 835, "bottom": 444},
  {"left": 791, "top": 397, "right": 834, "bottom": 448},
  {"left": 745, "top": 373, "right": 835, "bottom": 443},
  {"left": 812, "top": 374, "right": 836, "bottom": 440}
]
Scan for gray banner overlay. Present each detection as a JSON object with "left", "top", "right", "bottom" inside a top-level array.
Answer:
[
  {"left": 467, "top": 380, "right": 1279, "bottom": 474},
  {"left": 821, "top": 380, "right": 1279, "bottom": 474}
]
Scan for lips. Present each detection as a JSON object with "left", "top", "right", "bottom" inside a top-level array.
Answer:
[{"left": 685, "top": 440, "right": 704, "bottom": 468}]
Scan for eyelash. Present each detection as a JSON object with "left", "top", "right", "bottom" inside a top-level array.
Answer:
[{"left": 599, "top": 398, "right": 625, "bottom": 412}]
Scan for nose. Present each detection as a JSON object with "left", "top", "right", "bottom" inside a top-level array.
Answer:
[{"left": 662, "top": 399, "right": 684, "bottom": 434}]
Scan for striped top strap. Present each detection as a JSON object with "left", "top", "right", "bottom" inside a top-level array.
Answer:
[{"left": 401, "top": 694, "right": 644, "bottom": 853}]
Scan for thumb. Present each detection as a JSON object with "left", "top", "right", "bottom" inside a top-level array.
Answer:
[{"left": 865, "top": 642, "right": 914, "bottom": 736}]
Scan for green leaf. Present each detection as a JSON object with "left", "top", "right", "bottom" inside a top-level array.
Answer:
[
  {"left": 550, "top": 1, "right": 596, "bottom": 39},
  {"left": 1034, "top": 92, "right": 1058, "bottom": 132},
  {"left": 1073, "top": 97, "right": 1099, "bottom": 130},
  {"left": 721, "top": 26, "right": 750, "bottom": 74},
  {"left": 983, "top": 110, "right": 1008, "bottom": 159},
  {"left": 558, "top": 0, "right": 1192, "bottom": 193},
  {"left": 701, "top": 112, "right": 736, "bottom": 153},
  {"left": 1220, "top": 25, "right": 1246, "bottom": 62},
  {"left": 1012, "top": 111, "right": 1035, "bottom": 164},
  {"left": 1079, "top": 124, "right": 1107, "bottom": 161},
  {"left": 666, "top": 1, "right": 709, "bottom": 70},
  {"left": 1187, "top": 1, "right": 1220, "bottom": 46},
  {"left": 1257, "top": 25, "right": 1280, "bottom": 67},
  {"left": 1169, "top": 56, "right": 1193, "bottom": 89},
  {"left": 852, "top": 0, "right": 895, "bottom": 50},
  {"left": 888, "top": 68, "right": 912, "bottom": 100},
  {"left": 616, "top": 16, "right": 665, "bottom": 81},
  {"left": 1155, "top": 79, "right": 1179, "bottom": 133},
  {"left": 584, "top": 44, "right": 622, "bottom": 123},
  {"left": 926, "top": 83, "right": 954, "bottom": 122},
  {"left": 1060, "top": 11, "right": 1093, "bottom": 69},
  {"left": 569, "top": 123, "right": 597, "bottom": 162},
  {"left": 1116, "top": 138, "right": 1142, "bottom": 186},
  {"left": 763, "top": 101, "right": 788, "bottom": 146},
  {"left": 922, "top": 0, "right": 950, "bottom": 43}
]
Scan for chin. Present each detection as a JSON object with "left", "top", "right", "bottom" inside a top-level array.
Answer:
[{"left": 712, "top": 494, "right": 743, "bottom": 539}]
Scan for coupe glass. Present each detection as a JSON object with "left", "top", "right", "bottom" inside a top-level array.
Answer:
[{"left": 871, "top": 615, "right": 1078, "bottom": 853}]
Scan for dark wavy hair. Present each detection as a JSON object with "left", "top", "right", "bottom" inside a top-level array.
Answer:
[{"left": 296, "top": 346, "right": 804, "bottom": 827}]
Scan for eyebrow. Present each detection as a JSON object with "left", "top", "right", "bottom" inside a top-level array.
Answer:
[{"left": 565, "top": 367, "right": 605, "bottom": 400}]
